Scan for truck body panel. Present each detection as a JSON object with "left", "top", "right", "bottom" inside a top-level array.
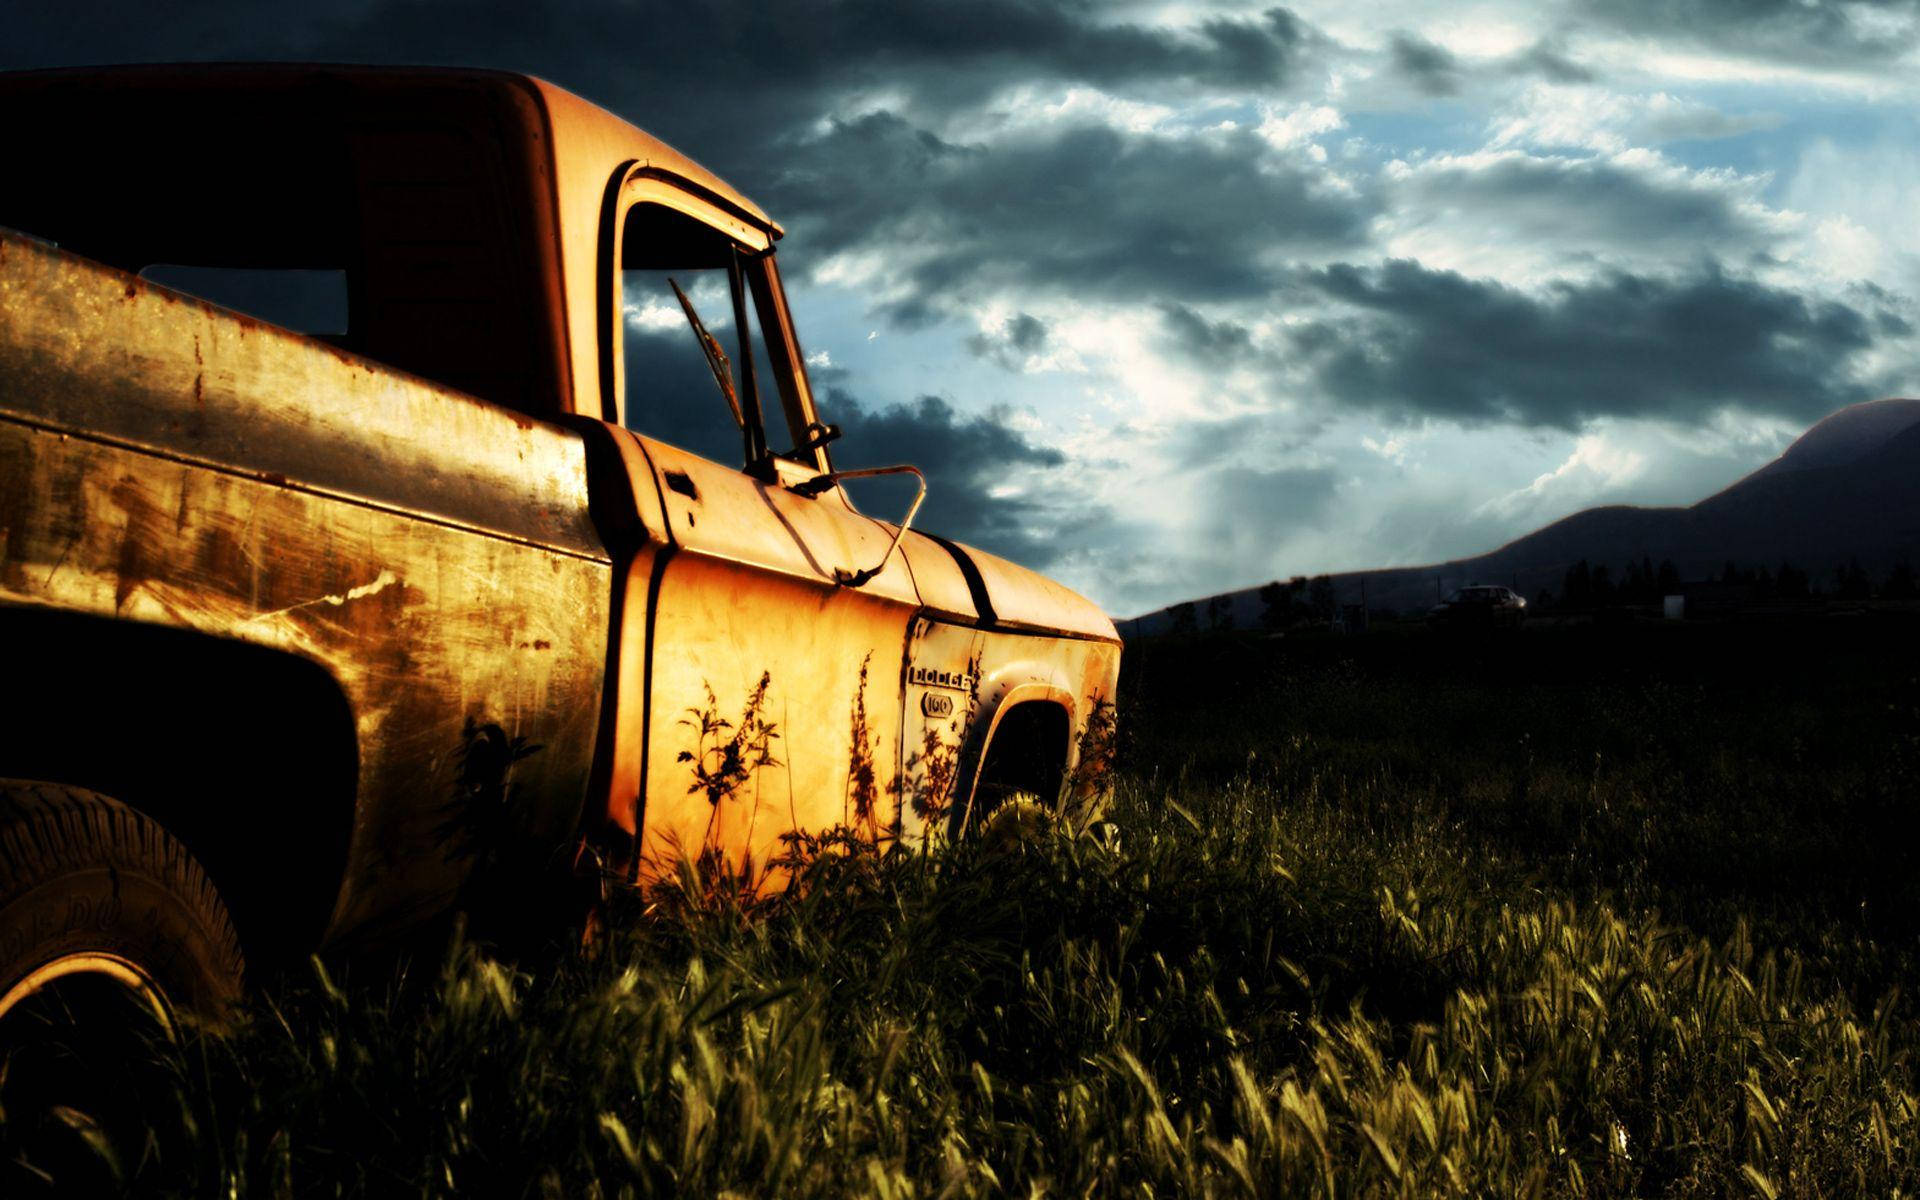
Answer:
[
  {"left": 0, "top": 64, "right": 1121, "bottom": 963},
  {"left": 900, "top": 616, "right": 1117, "bottom": 842},
  {"left": 0, "top": 232, "right": 613, "bottom": 945}
]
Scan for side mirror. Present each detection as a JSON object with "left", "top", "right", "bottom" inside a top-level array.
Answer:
[{"left": 792, "top": 465, "right": 926, "bottom": 588}]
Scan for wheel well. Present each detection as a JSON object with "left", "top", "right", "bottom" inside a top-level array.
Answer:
[
  {"left": 0, "top": 606, "right": 358, "bottom": 967},
  {"left": 970, "top": 700, "right": 1071, "bottom": 817}
]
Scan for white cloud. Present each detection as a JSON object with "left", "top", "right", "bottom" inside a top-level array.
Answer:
[
  {"left": 1479, "top": 431, "right": 1647, "bottom": 520},
  {"left": 623, "top": 296, "right": 684, "bottom": 332},
  {"left": 1488, "top": 83, "right": 1780, "bottom": 153},
  {"left": 1361, "top": 426, "right": 1431, "bottom": 467},
  {"left": 1597, "top": 42, "right": 1908, "bottom": 94},
  {"left": 1426, "top": 16, "right": 1534, "bottom": 59},
  {"left": 1375, "top": 147, "right": 1795, "bottom": 284},
  {"left": 767, "top": 4, "right": 1918, "bottom": 612},
  {"left": 1786, "top": 135, "right": 1920, "bottom": 260},
  {"left": 1255, "top": 101, "right": 1344, "bottom": 151}
]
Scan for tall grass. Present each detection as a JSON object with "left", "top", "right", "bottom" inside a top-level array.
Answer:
[{"left": 8, "top": 621, "right": 1920, "bottom": 1196}]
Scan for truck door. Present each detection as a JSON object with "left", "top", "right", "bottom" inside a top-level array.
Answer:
[{"left": 607, "top": 190, "right": 918, "bottom": 883}]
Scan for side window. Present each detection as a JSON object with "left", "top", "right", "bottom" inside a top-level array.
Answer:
[
  {"left": 5, "top": 101, "right": 545, "bottom": 415},
  {"left": 139, "top": 266, "right": 350, "bottom": 337},
  {"left": 620, "top": 204, "right": 781, "bottom": 467}
]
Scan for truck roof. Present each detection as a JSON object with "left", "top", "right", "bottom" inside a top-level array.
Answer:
[
  {"left": 0, "top": 63, "right": 785, "bottom": 412},
  {"left": 522, "top": 71, "right": 782, "bottom": 240},
  {"left": 0, "top": 63, "right": 780, "bottom": 239}
]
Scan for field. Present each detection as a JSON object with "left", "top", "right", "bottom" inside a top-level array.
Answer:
[{"left": 7, "top": 618, "right": 1920, "bottom": 1196}]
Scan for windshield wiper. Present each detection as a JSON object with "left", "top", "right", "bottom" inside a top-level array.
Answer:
[{"left": 669, "top": 277, "right": 746, "bottom": 433}]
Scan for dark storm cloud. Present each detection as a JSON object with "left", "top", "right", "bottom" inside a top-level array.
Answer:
[
  {"left": 2, "top": 0, "right": 1355, "bottom": 325},
  {"left": 0, "top": 1, "right": 1323, "bottom": 181},
  {"left": 16, "top": 0, "right": 1320, "bottom": 88},
  {"left": 1158, "top": 303, "right": 1256, "bottom": 361},
  {"left": 773, "top": 115, "right": 1372, "bottom": 315},
  {"left": 624, "top": 324, "right": 758, "bottom": 466},
  {"left": 818, "top": 392, "right": 1082, "bottom": 568},
  {"left": 967, "top": 312, "right": 1050, "bottom": 370},
  {"left": 627, "top": 315, "right": 1087, "bottom": 569},
  {"left": 1396, "top": 153, "right": 1774, "bottom": 251},
  {"left": 1504, "top": 38, "right": 1596, "bottom": 84},
  {"left": 1294, "top": 259, "right": 1884, "bottom": 428},
  {"left": 1389, "top": 32, "right": 1463, "bottom": 96},
  {"left": 1578, "top": 0, "right": 1920, "bottom": 66}
]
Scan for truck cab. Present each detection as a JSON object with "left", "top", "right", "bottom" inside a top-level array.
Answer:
[{"left": 0, "top": 65, "right": 1119, "bottom": 1016}]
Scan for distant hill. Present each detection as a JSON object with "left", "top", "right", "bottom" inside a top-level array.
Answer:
[{"left": 1124, "top": 398, "right": 1920, "bottom": 634}]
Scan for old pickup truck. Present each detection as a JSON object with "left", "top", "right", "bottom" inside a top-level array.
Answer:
[{"left": 0, "top": 65, "right": 1119, "bottom": 1024}]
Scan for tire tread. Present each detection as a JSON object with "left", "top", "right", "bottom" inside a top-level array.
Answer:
[{"left": 0, "top": 779, "right": 244, "bottom": 1000}]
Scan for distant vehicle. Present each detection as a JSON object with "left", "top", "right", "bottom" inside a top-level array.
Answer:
[{"left": 1428, "top": 585, "right": 1527, "bottom": 630}]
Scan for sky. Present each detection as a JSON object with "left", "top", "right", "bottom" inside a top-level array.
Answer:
[{"left": 12, "top": 1, "right": 1920, "bottom": 616}]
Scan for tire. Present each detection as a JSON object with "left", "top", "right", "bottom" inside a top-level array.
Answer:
[
  {"left": 972, "top": 790, "right": 1053, "bottom": 854},
  {"left": 0, "top": 781, "right": 245, "bottom": 1027},
  {"left": 0, "top": 784, "right": 245, "bottom": 1193}
]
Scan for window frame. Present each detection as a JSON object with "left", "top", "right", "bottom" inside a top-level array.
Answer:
[{"left": 599, "top": 168, "right": 830, "bottom": 476}]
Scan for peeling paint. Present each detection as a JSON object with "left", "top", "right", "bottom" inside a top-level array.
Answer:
[{"left": 244, "top": 569, "right": 398, "bottom": 623}]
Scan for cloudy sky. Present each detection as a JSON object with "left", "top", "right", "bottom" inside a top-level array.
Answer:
[{"left": 13, "top": 1, "right": 1920, "bottom": 615}]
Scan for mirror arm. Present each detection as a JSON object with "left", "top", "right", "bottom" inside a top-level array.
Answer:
[{"left": 792, "top": 465, "right": 927, "bottom": 588}]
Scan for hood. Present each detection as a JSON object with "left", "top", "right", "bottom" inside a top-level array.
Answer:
[{"left": 898, "top": 530, "right": 1118, "bottom": 643}]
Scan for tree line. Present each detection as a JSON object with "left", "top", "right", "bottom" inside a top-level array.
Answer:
[
  {"left": 1156, "top": 555, "right": 1920, "bottom": 633},
  {"left": 1551, "top": 556, "right": 1917, "bottom": 609},
  {"left": 1164, "top": 576, "right": 1337, "bottom": 633}
]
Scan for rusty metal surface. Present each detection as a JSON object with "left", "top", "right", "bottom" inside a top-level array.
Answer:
[
  {"left": 0, "top": 233, "right": 601, "bottom": 556},
  {"left": 899, "top": 617, "right": 1120, "bottom": 844},
  {"left": 0, "top": 66, "right": 574, "bottom": 421},
  {"left": 933, "top": 537, "right": 1121, "bottom": 643},
  {"left": 0, "top": 65, "right": 1124, "bottom": 948},
  {"left": 626, "top": 436, "right": 920, "bottom": 880},
  {"left": 0, "top": 230, "right": 614, "bottom": 946}
]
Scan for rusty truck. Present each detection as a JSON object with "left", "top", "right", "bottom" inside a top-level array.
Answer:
[{"left": 0, "top": 65, "right": 1119, "bottom": 1025}]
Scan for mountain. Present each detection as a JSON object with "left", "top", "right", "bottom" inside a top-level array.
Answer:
[
  {"left": 1124, "top": 398, "right": 1920, "bottom": 633},
  {"left": 1752, "top": 398, "right": 1920, "bottom": 477}
]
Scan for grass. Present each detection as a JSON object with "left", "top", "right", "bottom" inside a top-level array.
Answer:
[{"left": 8, "top": 617, "right": 1920, "bottom": 1196}]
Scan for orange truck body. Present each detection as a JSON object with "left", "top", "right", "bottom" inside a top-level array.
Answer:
[{"left": 0, "top": 66, "right": 1119, "bottom": 957}]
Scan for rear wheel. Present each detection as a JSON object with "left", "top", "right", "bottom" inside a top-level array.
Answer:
[{"left": 0, "top": 782, "right": 244, "bottom": 1191}]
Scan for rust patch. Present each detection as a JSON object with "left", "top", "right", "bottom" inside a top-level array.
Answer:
[
  {"left": 108, "top": 473, "right": 169, "bottom": 613},
  {"left": 194, "top": 512, "right": 253, "bottom": 583}
]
